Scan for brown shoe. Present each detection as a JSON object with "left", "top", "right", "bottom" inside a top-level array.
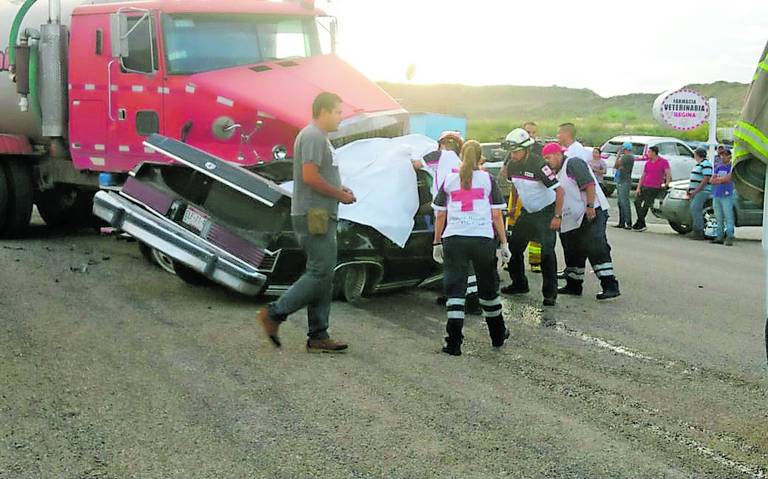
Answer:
[
  {"left": 257, "top": 309, "right": 281, "bottom": 348},
  {"left": 306, "top": 338, "right": 349, "bottom": 353}
]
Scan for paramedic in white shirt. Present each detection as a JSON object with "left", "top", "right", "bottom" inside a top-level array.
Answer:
[{"left": 432, "top": 140, "right": 511, "bottom": 356}]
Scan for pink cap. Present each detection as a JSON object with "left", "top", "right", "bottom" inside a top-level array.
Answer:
[{"left": 541, "top": 142, "right": 566, "bottom": 156}]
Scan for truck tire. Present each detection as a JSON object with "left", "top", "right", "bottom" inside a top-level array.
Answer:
[
  {"left": 335, "top": 265, "right": 367, "bottom": 304},
  {"left": 668, "top": 221, "right": 691, "bottom": 235},
  {"left": 35, "top": 186, "right": 98, "bottom": 228},
  {"left": 0, "top": 165, "right": 8, "bottom": 232},
  {"left": 0, "top": 159, "right": 33, "bottom": 238},
  {"left": 172, "top": 261, "right": 213, "bottom": 287}
]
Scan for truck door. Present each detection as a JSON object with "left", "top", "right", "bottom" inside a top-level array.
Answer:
[{"left": 108, "top": 10, "right": 165, "bottom": 172}]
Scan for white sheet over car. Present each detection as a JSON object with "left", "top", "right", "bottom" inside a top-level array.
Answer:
[
  {"left": 337, "top": 135, "right": 437, "bottom": 247},
  {"left": 280, "top": 134, "right": 438, "bottom": 248}
]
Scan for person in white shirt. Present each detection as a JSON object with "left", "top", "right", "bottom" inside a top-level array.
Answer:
[
  {"left": 557, "top": 122, "right": 591, "bottom": 163},
  {"left": 541, "top": 143, "right": 621, "bottom": 301},
  {"left": 432, "top": 140, "right": 511, "bottom": 356},
  {"left": 416, "top": 131, "right": 482, "bottom": 314}
]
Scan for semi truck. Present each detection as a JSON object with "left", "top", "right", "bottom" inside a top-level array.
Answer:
[{"left": 0, "top": 0, "right": 407, "bottom": 239}]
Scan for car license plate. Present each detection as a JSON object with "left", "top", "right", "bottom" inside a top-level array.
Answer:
[{"left": 182, "top": 207, "right": 207, "bottom": 232}]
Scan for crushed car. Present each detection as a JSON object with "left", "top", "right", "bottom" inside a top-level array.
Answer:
[{"left": 93, "top": 134, "right": 442, "bottom": 302}]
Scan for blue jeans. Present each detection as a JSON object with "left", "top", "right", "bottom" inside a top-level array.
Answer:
[
  {"left": 713, "top": 195, "right": 735, "bottom": 239},
  {"left": 617, "top": 182, "right": 632, "bottom": 227},
  {"left": 268, "top": 216, "right": 337, "bottom": 340},
  {"left": 689, "top": 190, "right": 711, "bottom": 232}
]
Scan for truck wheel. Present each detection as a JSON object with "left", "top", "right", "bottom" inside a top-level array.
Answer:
[
  {"left": 336, "top": 265, "right": 367, "bottom": 304},
  {"left": 35, "top": 186, "right": 97, "bottom": 228},
  {"left": 0, "top": 159, "right": 33, "bottom": 238},
  {"left": 172, "top": 261, "right": 213, "bottom": 287},
  {"left": 668, "top": 221, "right": 691, "bottom": 235},
  {"left": 0, "top": 166, "right": 8, "bottom": 232}
]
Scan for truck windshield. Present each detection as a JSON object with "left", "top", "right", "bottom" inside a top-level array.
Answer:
[{"left": 163, "top": 14, "right": 320, "bottom": 74}]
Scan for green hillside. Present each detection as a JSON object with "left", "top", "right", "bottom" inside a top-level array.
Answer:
[{"left": 379, "top": 81, "right": 749, "bottom": 145}]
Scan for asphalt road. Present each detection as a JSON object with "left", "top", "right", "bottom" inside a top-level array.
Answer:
[{"left": 1, "top": 215, "right": 767, "bottom": 478}]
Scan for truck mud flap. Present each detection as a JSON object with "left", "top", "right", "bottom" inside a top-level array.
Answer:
[{"left": 93, "top": 191, "right": 267, "bottom": 296}]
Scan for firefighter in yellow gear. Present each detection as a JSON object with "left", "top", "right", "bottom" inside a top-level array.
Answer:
[{"left": 506, "top": 186, "right": 543, "bottom": 273}]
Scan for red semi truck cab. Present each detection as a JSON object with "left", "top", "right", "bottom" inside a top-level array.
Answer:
[
  {"left": 68, "top": 0, "right": 407, "bottom": 171},
  {"left": 0, "top": 0, "right": 407, "bottom": 236}
]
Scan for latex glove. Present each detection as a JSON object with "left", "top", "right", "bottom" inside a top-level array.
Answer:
[
  {"left": 497, "top": 243, "right": 512, "bottom": 263},
  {"left": 432, "top": 244, "right": 444, "bottom": 264}
]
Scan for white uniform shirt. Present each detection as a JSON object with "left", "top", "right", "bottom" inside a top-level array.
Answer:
[
  {"left": 565, "top": 141, "right": 592, "bottom": 163},
  {"left": 433, "top": 170, "right": 506, "bottom": 239},
  {"left": 557, "top": 156, "right": 610, "bottom": 233}
]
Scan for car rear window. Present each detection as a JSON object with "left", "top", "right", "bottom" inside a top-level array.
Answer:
[{"left": 603, "top": 141, "right": 645, "bottom": 156}]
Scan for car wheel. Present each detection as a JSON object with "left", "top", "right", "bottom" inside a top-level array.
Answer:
[
  {"left": 137, "top": 241, "right": 155, "bottom": 264},
  {"left": 173, "top": 261, "right": 213, "bottom": 287},
  {"left": 703, "top": 205, "right": 718, "bottom": 239},
  {"left": 151, "top": 248, "right": 177, "bottom": 275},
  {"left": 600, "top": 184, "right": 615, "bottom": 197},
  {"left": 668, "top": 221, "right": 692, "bottom": 235},
  {"left": 336, "top": 265, "right": 367, "bottom": 304}
]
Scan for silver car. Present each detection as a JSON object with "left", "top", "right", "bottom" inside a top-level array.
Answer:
[{"left": 652, "top": 180, "right": 762, "bottom": 237}]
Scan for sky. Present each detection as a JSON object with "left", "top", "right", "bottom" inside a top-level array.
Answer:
[{"left": 318, "top": 0, "right": 768, "bottom": 97}]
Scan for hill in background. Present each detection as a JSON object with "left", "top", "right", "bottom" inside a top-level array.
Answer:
[{"left": 379, "top": 81, "right": 749, "bottom": 144}]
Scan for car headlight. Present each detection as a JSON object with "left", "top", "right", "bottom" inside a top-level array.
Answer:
[
  {"left": 668, "top": 189, "right": 688, "bottom": 200},
  {"left": 272, "top": 145, "right": 288, "bottom": 161}
]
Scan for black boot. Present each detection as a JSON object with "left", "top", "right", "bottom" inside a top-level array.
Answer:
[
  {"left": 465, "top": 293, "right": 482, "bottom": 315},
  {"left": 442, "top": 319, "right": 464, "bottom": 356},
  {"left": 597, "top": 278, "right": 621, "bottom": 301},
  {"left": 486, "top": 316, "right": 510, "bottom": 348},
  {"left": 501, "top": 283, "right": 529, "bottom": 295},
  {"left": 557, "top": 279, "right": 583, "bottom": 296}
]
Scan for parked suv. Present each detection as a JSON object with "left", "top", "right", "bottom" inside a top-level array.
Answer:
[{"left": 601, "top": 136, "right": 696, "bottom": 196}]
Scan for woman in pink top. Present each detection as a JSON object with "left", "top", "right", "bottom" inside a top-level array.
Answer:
[{"left": 632, "top": 145, "right": 671, "bottom": 231}]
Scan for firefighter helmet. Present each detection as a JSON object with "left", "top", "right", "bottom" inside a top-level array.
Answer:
[{"left": 502, "top": 128, "right": 535, "bottom": 151}]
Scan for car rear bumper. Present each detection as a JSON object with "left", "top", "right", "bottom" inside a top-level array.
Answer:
[{"left": 93, "top": 191, "right": 267, "bottom": 296}]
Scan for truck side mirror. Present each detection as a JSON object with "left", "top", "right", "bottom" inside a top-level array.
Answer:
[{"left": 109, "top": 13, "right": 130, "bottom": 58}]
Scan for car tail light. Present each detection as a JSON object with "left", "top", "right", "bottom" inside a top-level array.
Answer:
[{"left": 206, "top": 223, "right": 265, "bottom": 268}]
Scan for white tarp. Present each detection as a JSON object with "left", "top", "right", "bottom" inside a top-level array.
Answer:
[
  {"left": 336, "top": 135, "right": 437, "bottom": 247},
  {"left": 281, "top": 134, "right": 439, "bottom": 248}
]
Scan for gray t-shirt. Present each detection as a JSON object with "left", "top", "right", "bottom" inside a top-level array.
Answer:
[
  {"left": 291, "top": 123, "right": 341, "bottom": 217},
  {"left": 618, "top": 153, "right": 635, "bottom": 184}
]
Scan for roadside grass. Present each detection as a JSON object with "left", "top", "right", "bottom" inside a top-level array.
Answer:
[{"left": 468, "top": 117, "right": 730, "bottom": 147}]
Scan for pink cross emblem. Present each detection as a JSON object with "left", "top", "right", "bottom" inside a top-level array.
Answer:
[{"left": 451, "top": 187, "right": 485, "bottom": 212}]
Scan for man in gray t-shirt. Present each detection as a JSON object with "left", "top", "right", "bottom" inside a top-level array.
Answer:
[
  {"left": 258, "top": 92, "right": 356, "bottom": 353},
  {"left": 291, "top": 123, "right": 343, "bottom": 218}
]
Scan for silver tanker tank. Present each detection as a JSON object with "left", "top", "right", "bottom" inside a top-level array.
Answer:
[{"left": 0, "top": 0, "right": 80, "bottom": 144}]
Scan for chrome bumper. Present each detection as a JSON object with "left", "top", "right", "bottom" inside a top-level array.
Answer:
[{"left": 93, "top": 191, "right": 267, "bottom": 296}]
